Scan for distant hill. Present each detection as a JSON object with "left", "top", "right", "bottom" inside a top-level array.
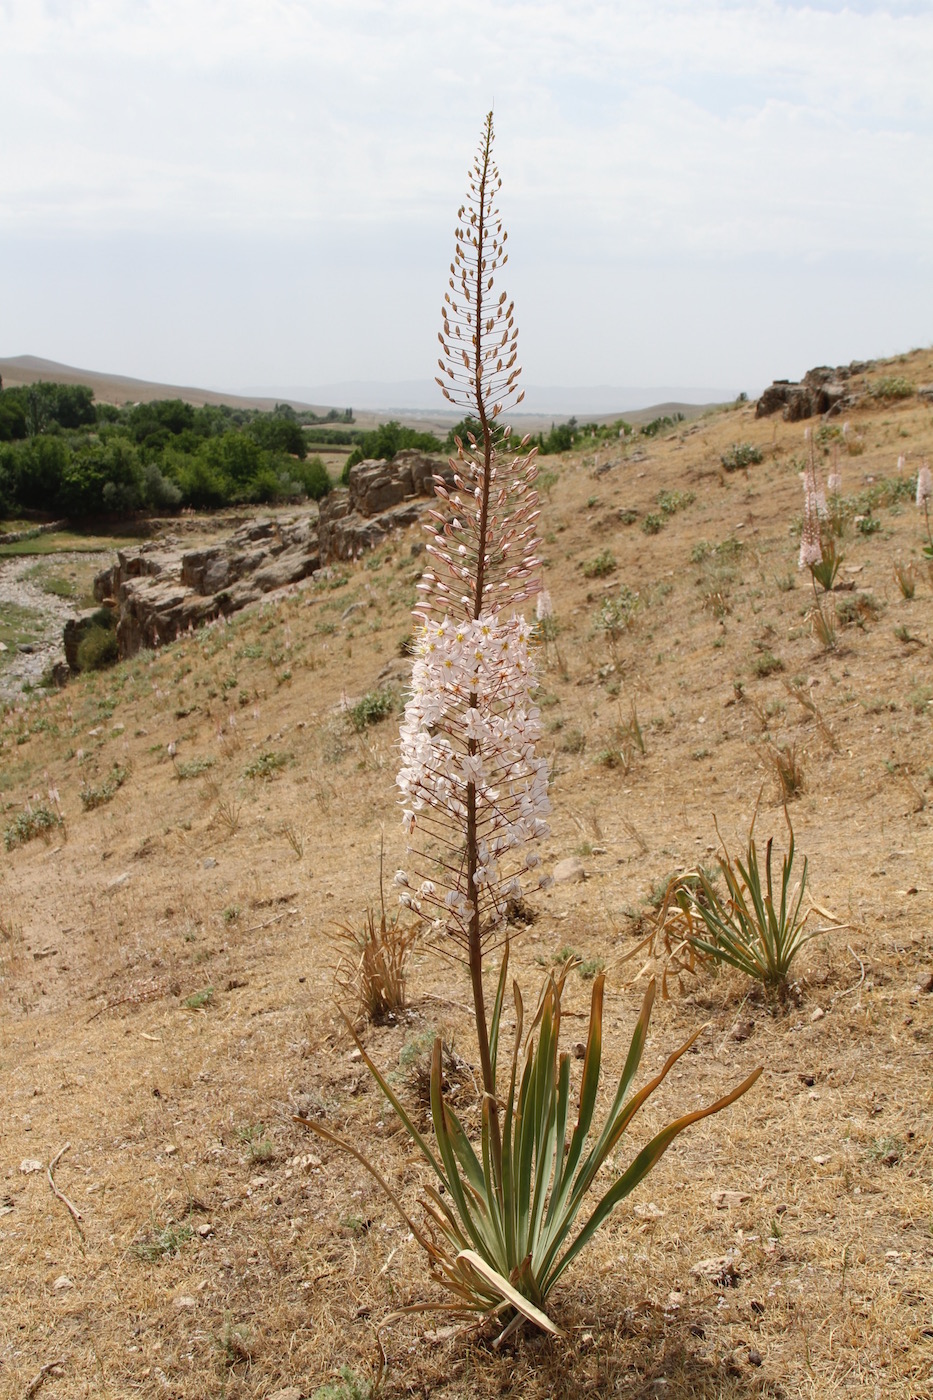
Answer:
[
  {"left": 0, "top": 355, "right": 336, "bottom": 417},
  {"left": 0, "top": 356, "right": 733, "bottom": 431}
]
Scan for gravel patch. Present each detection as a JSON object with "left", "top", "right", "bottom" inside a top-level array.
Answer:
[{"left": 0, "top": 552, "right": 114, "bottom": 700}]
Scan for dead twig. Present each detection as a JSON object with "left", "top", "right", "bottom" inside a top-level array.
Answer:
[
  {"left": 22, "top": 1359, "right": 67, "bottom": 1399},
  {"left": 47, "top": 1144, "right": 83, "bottom": 1231},
  {"left": 243, "top": 911, "right": 289, "bottom": 935}
]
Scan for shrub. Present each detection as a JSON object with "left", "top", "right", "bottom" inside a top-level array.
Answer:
[
  {"left": 657, "top": 489, "right": 695, "bottom": 516},
  {"left": 80, "top": 763, "right": 128, "bottom": 811},
  {"left": 4, "top": 803, "right": 63, "bottom": 851},
  {"left": 76, "top": 624, "right": 119, "bottom": 673},
  {"left": 348, "top": 688, "right": 394, "bottom": 731},
  {"left": 295, "top": 455, "right": 331, "bottom": 500},
  {"left": 869, "top": 376, "right": 913, "bottom": 401},
  {"left": 721, "top": 442, "right": 763, "bottom": 471},
  {"left": 581, "top": 549, "right": 616, "bottom": 579},
  {"left": 244, "top": 750, "right": 288, "bottom": 780}
]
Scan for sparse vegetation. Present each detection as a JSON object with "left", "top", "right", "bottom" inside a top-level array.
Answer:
[
  {"left": 80, "top": 762, "right": 128, "bottom": 810},
  {"left": 2, "top": 302, "right": 932, "bottom": 1395},
  {"left": 348, "top": 687, "right": 395, "bottom": 730},
  {"left": 3, "top": 801, "right": 63, "bottom": 849},
  {"left": 676, "top": 811, "right": 817, "bottom": 996},
  {"left": 721, "top": 441, "right": 763, "bottom": 471}
]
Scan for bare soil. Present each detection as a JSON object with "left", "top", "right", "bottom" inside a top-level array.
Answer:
[{"left": 1, "top": 350, "right": 931, "bottom": 1400}]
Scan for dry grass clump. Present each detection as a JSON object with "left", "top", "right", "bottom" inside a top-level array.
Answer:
[{"left": 333, "top": 901, "right": 420, "bottom": 1024}]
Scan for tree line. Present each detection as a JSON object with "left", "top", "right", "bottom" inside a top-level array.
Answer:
[
  {"left": 0, "top": 379, "right": 629, "bottom": 522},
  {"left": 0, "top": 383, "right": 348, "bottom": 518}
]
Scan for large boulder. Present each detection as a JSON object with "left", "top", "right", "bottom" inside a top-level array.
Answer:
[{"left": 756, "top": 362, "right": 870, "bottom": 421}]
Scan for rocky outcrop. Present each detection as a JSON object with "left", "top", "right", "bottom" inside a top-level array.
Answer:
[
  {"left": 83, "top": 451, "right": 452, "bottom": 661},
  {"left": 92, "top": 514, "right": 322, "bottom": 658},
  {"left": 756, "top": 362, "right": 872, "bottom": 421},
  {"left": 317, "top": 451, "right": 451, "bottom": 561}
]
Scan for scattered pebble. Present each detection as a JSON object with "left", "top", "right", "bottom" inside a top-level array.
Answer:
[
  {"left": 19, "top": 1159, "right": 43, "bottom": 1175},
  {"left": 53, "top": 1275, "right": 74, "bottom": 1291},
  {"left": 712, "top": 1190, "right": 751, "bottom": 1210},
  {"left": 749, "top": 1348, "right": 763, "bottom": 1367},
  {"left": 552, "top": 856, "right": 586, "bottom": 883},
  {"left": 174, "top": 1295, "right": 197, "bottom": 1310}
]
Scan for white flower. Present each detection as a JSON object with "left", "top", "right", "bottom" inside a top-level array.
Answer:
[{"left": 917, "top": 463, "right": 932, "bottom": 508}]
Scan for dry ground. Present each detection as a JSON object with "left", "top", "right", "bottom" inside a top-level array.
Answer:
[{"left": 1, "top": 351, "right": 931, "bottom": 1400}]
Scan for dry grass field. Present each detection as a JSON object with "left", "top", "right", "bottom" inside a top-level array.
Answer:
[{"left": 1, "top": 350, "right": 931, "bottom": 1400}]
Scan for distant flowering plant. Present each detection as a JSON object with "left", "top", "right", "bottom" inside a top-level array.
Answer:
[
  {"left": 799, "top": 431, "right": 842, "bottom": 594},
  {"left": 917, "top": 460, "right": 933, "bottom": 556},
  {"left": 298, "top": 112, "right": 761, "bottom": 1342}
]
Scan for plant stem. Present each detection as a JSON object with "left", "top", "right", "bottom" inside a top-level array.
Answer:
[{"left": 464, "top": 112, "right": 504, "bottom": 1199}]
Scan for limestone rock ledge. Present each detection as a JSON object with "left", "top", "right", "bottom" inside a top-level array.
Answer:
[{"left": 83, "top": 450, "right": 450, "bottom": 661}]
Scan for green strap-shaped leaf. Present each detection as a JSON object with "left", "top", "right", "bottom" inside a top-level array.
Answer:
[
  {"left": 489, "top": 941, "right": 510, "bottom": 1083},
  {"left": 294, "top": 1114, "right": 439, "bottom": 1261},
  {"left": 340, "top": 1013, "right": 444, "bottom": 1180},
  {"left": 545, "top": 1065, "right": 763, "bottom": 1292},
  {"left": 430, "top": 1039, "right": 503, "bottom": 1265}
]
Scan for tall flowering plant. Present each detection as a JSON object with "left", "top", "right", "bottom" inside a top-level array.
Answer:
[
  {"left": 799, "top": 431, "right": 841, "bottom": 584},
  {"left": 298, "top": 114, "right": 761, "bottom": 1339},
  {"left": 917, "top": 460, "right": 933, "bottom": 557}
]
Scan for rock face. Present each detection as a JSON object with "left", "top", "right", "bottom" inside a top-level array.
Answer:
[
  {"left": 318, "top": 451, "right": 452, "bottom": 561},
  {"left": 84, "top": 451, "right": 450, "bottom": 661},
  {"left": 755, "top": 362, "right": 872, "bottom": 421}
]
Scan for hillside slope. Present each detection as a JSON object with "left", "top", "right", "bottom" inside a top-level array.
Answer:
[{"left": 1, "top": 348, "right": 931, "bottom": 1399}]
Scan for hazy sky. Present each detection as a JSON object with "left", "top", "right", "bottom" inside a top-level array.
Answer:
[{"left": 2, "top": 0, "right": 931, "bottom": 404}]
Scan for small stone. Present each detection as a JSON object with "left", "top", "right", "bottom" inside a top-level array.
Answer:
[
  {"left": 917, "top": 973, "right": 933, "bottom": 994},
  {"left": 812, "top": 1154, "right": 830, "bottom": 1166},
  {"left": 203, "top": 857, "right": 218, "bottom": 869},
  {"left": 690, "top": 1253, "right": 741, "bottom": 1286},
  {"left": 711, "top": 1190, "right": 751, "bottom": 1210},
  {"left": 553, "top": 856, "right": 586, "bottom": 884},
  {"left": 572, "top": 1041, "right": 586, "bottom": 1060},
  {"left": 810, "top": 1007, "right": 825, "bottom": 1022},
  {"left": 731, "top": 1020, "right": 754, "bottom": 1042},
  {"left": 163, "top": 1144, "right": 178, "bottom": 1156},
  {"left": 20, "top": 1158, "right": 44, "bottom": 1174},
  {"left": 268, "top": 1389, "right": 303, "bottom": 1400},
  {"left": 174, "top": 1294, "right": 197, "bottom": 1309},
  {"left": 748, "top": 1348, "right": 763, "bottom": 1367},
  {"left": 633, "top": 1201, "right": 664, "bottom": 1220},
  {"left": 197, "top": 1223, "right": 214, "bottom": 1238},
  {"left": 53, "top": 1275, "right": 74, "bottom": 1291}
]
